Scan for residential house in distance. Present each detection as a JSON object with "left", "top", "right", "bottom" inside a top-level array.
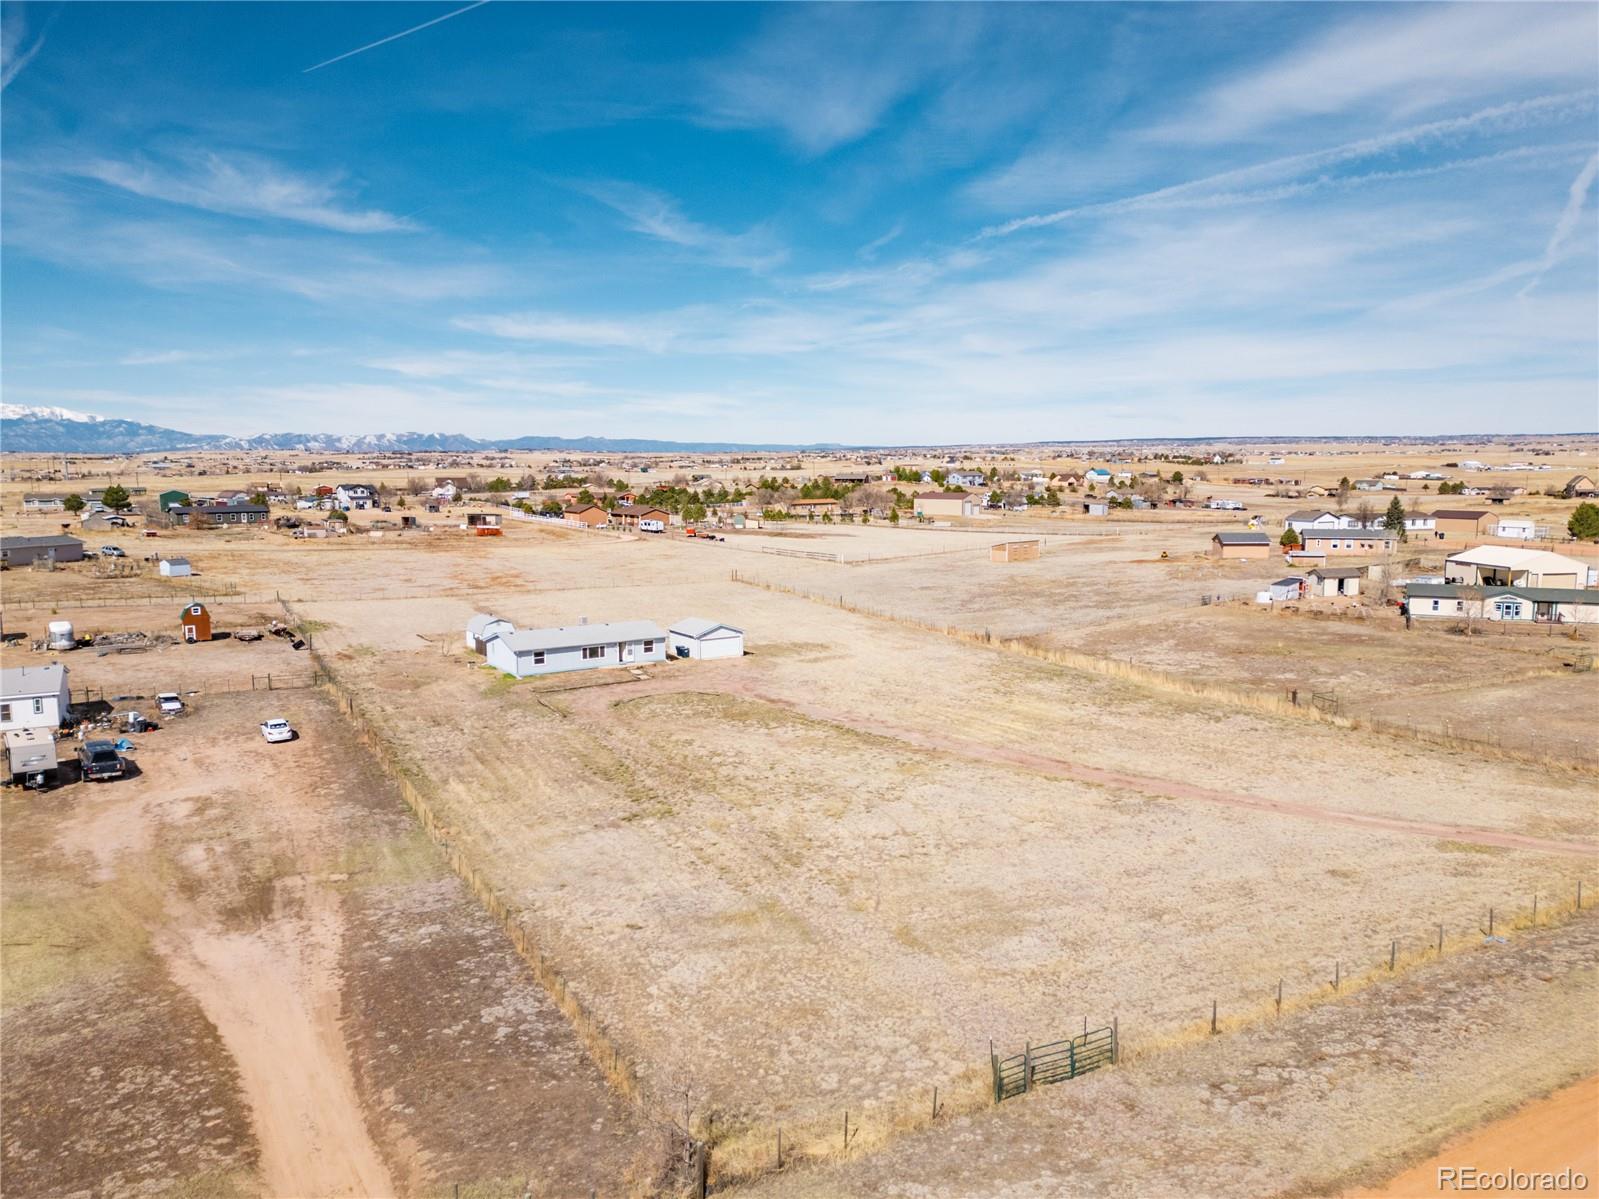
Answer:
[
  {"left": 564, "top": 504, "right": 610, "bottom": 527},
  {"left": 480, "top": 619, "right": 668, "bottom": 677},
  {"left": 1298, "top": 529, "right": 1398, "bottom": 557},
  {"left": 1444, "top": 546, "right": 1589, "bottom": 590},
  {"left": 1493, "top": 517, "right": 1540, "bottom": 541},
  {"left": 1562, "top": 474, "right": 1597, "bottom": 498},
  {"left": 1209, "top": 531, "right": 1271, "bottom": 560},
  {"left": 788, "top": 498, "right": 841, "bottom": 519},
  {"left": 913, "top": 492, "right": 980, "bottom": 519},
  {"left": 1283, "top": 510, "right": 1358, "bottom": 534},
  {"left": 1430, "top": 509, "right": 1496, "bottom": 539},
  {"left": 1084, "top": 468, "right": 1112, "bottom": 487},
  {"left": 0, "top": 535, "right": 85, "bottom": 567},
  {"left": 611, "top": 504, "right": 671, "bottom": 532},
  {"left": 21, "top": 495, "right": 64, "bottom": 513},
  {"left": 944, "top": 470, "right": 988, "bottom": 489},
  {"left": 158, "top": 489, "right": 192, "bottom": 512},
  {"left": 0, "top": 664, "right": 70, "bottom": 733},
  {"left": 168, "top": 503, "right": 269, "bottom": 527},
  {"left": 333, "top": 483, "right": 375, "bottom": 510}
]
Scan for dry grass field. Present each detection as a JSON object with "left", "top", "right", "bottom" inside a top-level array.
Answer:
[{"left": 4, "top": 442, "right": 1597, "bottom": 1196}]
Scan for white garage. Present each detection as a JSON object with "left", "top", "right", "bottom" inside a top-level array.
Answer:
[{"left": 669, "top": 617, "right": 745, "bottom": 660}]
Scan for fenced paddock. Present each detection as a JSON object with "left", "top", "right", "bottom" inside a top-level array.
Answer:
[{"left": 990, "top": 539, "right": 1042, "bottom": 564}]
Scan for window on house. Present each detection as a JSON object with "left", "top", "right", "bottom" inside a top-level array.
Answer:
[
  {"left": 32, "top": 698, "right": 43, "bottom": 715},
  {"left": 1430, "top": 600, "right": 1440, "bottom": 611},
  {"left": 0, "top": 704, "right": 9, "bottom": 722},
  {"left": 582, "top": 645, "right": 604, "bottom": 660},
  {"left": 643, "top": 640, "right": 655, "bottom": 653},
  {"left": 532, "top": 651, "right": 545, "bottom": 665}
]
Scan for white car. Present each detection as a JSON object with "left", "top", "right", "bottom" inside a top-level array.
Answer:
[
  {"left": 157, "top": 692, "right": 184, "bottom": 714},
  {"left": 260, "top": 718, "right": 295, "bottom": 743}
]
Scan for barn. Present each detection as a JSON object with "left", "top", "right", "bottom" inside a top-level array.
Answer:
[
  {"left": 668, "top": 618, "right": 745, "bottom": 660},
  {"left": 180, "top": 602, "right": 212, "bottom": 643}
]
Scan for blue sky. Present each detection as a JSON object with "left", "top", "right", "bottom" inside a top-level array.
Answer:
[{"left": 2, "top": 1, "right": 1596, "bottom": 442}]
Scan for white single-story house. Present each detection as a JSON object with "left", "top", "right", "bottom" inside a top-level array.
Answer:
[
  {"left": 668, "top": 618, "right": 745, "bottom": 660},
  {"left": 1283, "top": 510, "right": 1357, "bottom": 533},
  {"left": 1084, "top": 468, "right": 1112, "bottom": 486},
  {"left": 0, "top": 664, "right": 70, "bottom": 733},
  {"left": 1406, "top": 582, "right": 1599, "bottom": 624},
  {"left": 1492, "top": 517, "right": 1538, "bottom": 541},
  {"left": 465, "top": 612, "right": 515, "bottom": 653},
  {"left": 158, "top": 557, "right": 192, "bottom": 577},
  {"left": 22, "top": 495, "right": 65, "bottom": 513},
  {"left": 485, "top": 620, "right": 667, "bottom": 677}
]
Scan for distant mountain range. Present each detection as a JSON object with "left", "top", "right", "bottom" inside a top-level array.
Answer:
[{"left": 0, "top": 406, "right": 846, "bottom": 455}]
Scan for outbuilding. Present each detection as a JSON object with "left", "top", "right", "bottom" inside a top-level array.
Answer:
[
  {"left": 0, "top": 535, "right": 85, "bottom": 567},
  {"left": 1430, "top": 509, "right": 1495, "bottom": 539},
  {"left": 913, "top": 492, "right": 980, "bottom": 519},
  {"left": 1307, "top": 565, "right": 1367, "bottom": 597},
  {"left": 1208, "top": 531, "right": 1271, "bottom": 560},
  {"left": 158, "top": 557, "right": 192, "bottom": 577},
  {"left": 0, "top": 664, "right": 70, "bottom": 733},
  {"left": 1267, "top": 577, "right": 1305, "bottom": 602},
  {"left": 466, "top": 613, "right": 515, "bottom": 653},
  {"left": 485, "top": 620, "right": 667, "bottom": 677},
  {"left": 180, "top": 602, "right": 212, "bottom": 643},
  {"left": 669, "top": 618, "right": 745, "bottom": 660}
]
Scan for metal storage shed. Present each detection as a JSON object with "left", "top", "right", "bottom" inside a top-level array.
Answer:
[{"left": 669, "top": 618, "right": 745, "bottom": 660}]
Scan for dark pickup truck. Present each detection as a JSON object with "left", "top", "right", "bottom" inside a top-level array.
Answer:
[{"left": 77, "top": 740, "right": 126, "bottom": 782}]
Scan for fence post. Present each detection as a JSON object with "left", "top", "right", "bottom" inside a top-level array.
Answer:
[
  {"left": 1210, "top": 1000, "right": 1217, "bottom": 1034},
  {"left": 1389, "top": 940, "right": 1396, "bottom": 971},
  {"left": 1333, "top": 961, "right": 1340, "bottom": 991},
  {"left": 1023, "top": 1042, "right": 1033, "bottom": 1092},
  {"left": 1532, "top": 894, "right": 1538, "bottom": 926},
  {"left": 1068, "top": 1036, "right": 1076, "bottom": 1078},
  {"left": 1112, "top": 1016, "right": 1119, "bottom": 1064},
  {"left": 1276, "top": 979, "right": 1283, "bottom": 1015},
  {"left": 990, "top": 1041, "right": 999, "bottom": 1104}
]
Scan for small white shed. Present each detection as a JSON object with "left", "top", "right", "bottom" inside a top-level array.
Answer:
[
  {"left": 669, "top": 618, "right": 745, "bottom": 660},
  {"left": 466, "top": 612, "right": 515, "bottom": 654},
  {"left": 158, "top": 557, "right": 192, "bottom": 577}
]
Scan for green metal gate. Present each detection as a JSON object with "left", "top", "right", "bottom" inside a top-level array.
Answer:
[{"left": 991, "top": 1024, "right": 1117, "bottom": 1102}]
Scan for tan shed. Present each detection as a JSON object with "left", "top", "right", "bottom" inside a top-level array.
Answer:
[{"left": 990, "top": 539, "right": 1042, "bottom": 563}]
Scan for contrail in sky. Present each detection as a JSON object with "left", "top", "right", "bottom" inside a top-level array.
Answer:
[{"left": 303, "top": 1, "right": 489, "bottom": 74}]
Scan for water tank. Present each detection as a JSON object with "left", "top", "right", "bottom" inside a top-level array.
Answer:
[{"left": 47, "top": 620, "right": 75, "bottom": 650}]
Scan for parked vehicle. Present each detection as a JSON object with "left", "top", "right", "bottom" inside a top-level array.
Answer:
[
  {"left": 100, "top": 545, "right": 126, "bottom": 558},
  {"left": 640, "top": 519, "right": 665, "bottom": 533},
  {"left": 77, "top": 740, "right": 125, "bottom": 781},
  {"left": 5, "top": 729, "right": 59, "bottom": 788},
  {"left": 157, "top": 692, "right": 184, "bottom": 715},
  {"left": 260, "top": 718, "right": 295, "bottom": 743}
]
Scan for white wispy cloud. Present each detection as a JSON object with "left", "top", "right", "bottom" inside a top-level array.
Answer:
[
  {"left": 696, "top": 5, "right": 981, "bottom": 154},
  {"left": 1163, "top": 3, "right": 1599, "bottom": 141},
  {"left": 1519, "top": 153, "right": 1599, "bottom": 298},
  {"left": 58, "top": 150, "right": 418, "bottom": 233},
  {"left": 578, "top": 181, "right": 786, "bottom": 272},
  {"left": 981, "top": 93, "right": 1598, "bottom": 238},
  {"left": 0, "top": 5, "right": 45, "bottom": 92}
]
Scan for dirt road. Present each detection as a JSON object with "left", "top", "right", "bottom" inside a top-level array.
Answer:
[
  {"left": 157, "top": 881, "right": 395, "bottom": 1199},
  {"left": 1349, "top": 1074, "right": 1599, "bottom": 1198}
]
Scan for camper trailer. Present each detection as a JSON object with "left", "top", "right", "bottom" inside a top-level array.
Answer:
[{"left": 4, "top": 728, "right": 59, "bottom": 788}]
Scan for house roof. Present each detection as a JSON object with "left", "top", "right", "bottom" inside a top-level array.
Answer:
[
  {"left": 466, "top": 613, "right": 512, "bottom": 638},
  {"left": 0, "top": 663, "right": 66, "bottom": 700},
  {"left": 1285, "top": 510, "right": 1339, "bottom": 522},
  {"left": 1212, "top": 531, "right": 1270, "bottom": 545},
  {"left": 1446, "top": 546, "right": 1585, "bottom": 573},
  {"left": 499, "top": 620, "right": 665, "bottom": 654},
  {"left": 163, "top": 557, "right": 191, "bottom": 567},
  {"left": 171, "top": 504, "right": 269, "bottom": 516},
  {"left": 1430, "top": 509, "right": 1490, "bottom": 520},
  {"left": 1271, "top": 577, "right": 1305, "bottom": 587},
  {"left": 669, "top": 617, "right": 744, "bottom": 639},
  {"left": 564, "top": 504, "right": 604, "bottom": 514},
  {"left": 612, "top": 504, "right": 669, "bottom": 517},
  {"left": 1, "top": 534, "right": 84, "bottom": 550},
  {"left": 1407, "top": 582, "right": 1599, "bottom": 605},
  {"left": 1301, "top": 527, "right": 1395, "bottom": 539},
  {"left": 1311, "top": 566, "right": 1368, "bottom": 578},
  {"left": 789, "top": 498, "right": 839, "bottom": 506},
  {"left": 915, "top": 491, "right": 973, "bottom": 500}
]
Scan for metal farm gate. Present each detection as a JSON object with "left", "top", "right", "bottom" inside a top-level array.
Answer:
[{"left": 992, "top": 1024, "right": 1118, "bottom": 1102}]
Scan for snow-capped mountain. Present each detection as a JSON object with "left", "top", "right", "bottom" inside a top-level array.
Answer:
[{"left": 0, "top": 407, "right": 845, "bottom": 454}]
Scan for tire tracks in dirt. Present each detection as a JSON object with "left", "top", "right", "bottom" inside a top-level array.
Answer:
[{"left": 577, "top": 673, "right": 1599, "bottom": 859}]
